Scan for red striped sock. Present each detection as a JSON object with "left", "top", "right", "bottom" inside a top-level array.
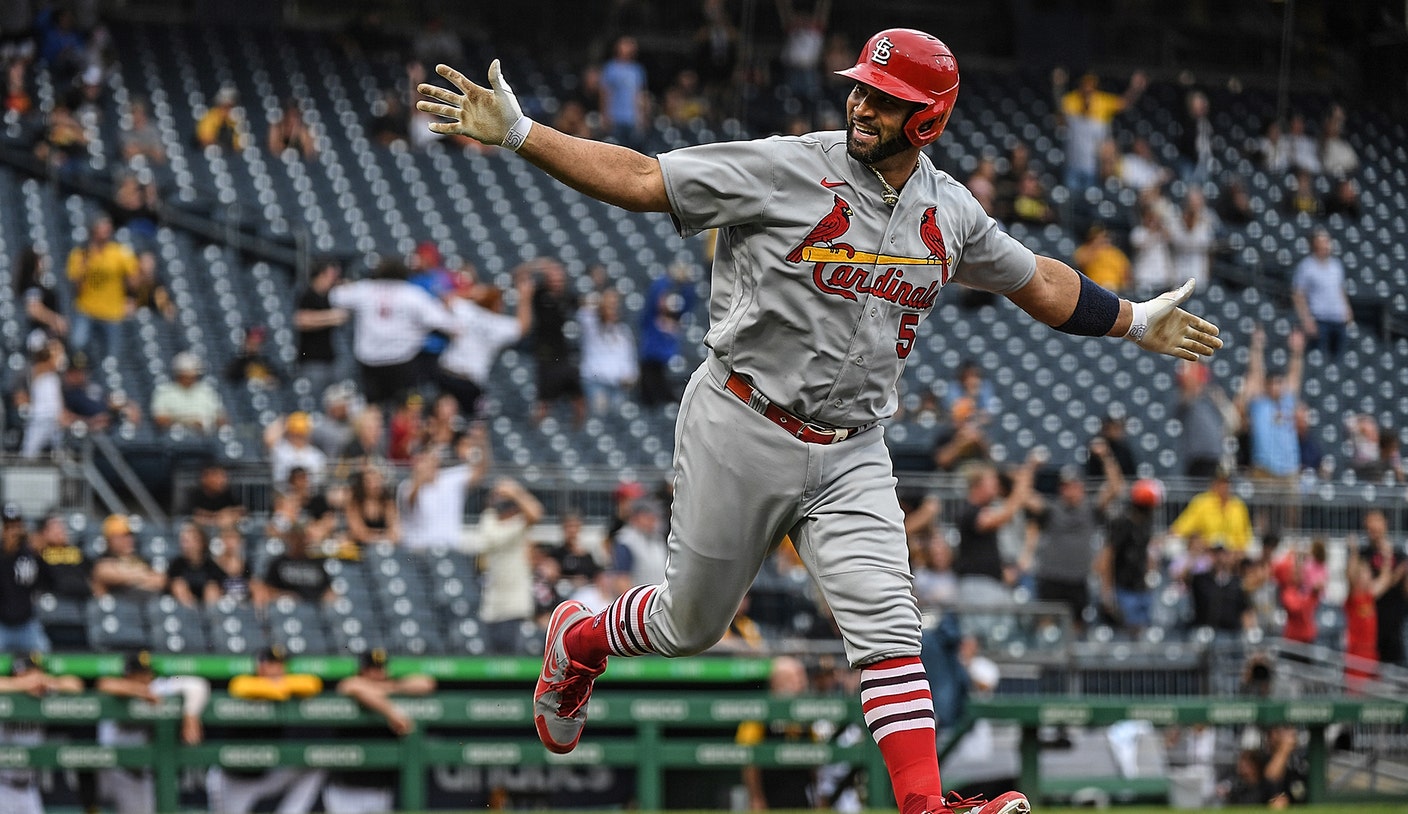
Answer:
[
  {"left": 860, "top": 656, "right": 942, "bottom": 811},
  {"left": 564, "top": 585, "right": 659, "bottom": 665}
]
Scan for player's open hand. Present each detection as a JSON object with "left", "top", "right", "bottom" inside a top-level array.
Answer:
[
  {"left": 1128, "top": 279, "right": 1223, "bottom": 361},
  {"left": 416, "top": 61, "right": 524, "bottom": 147}
]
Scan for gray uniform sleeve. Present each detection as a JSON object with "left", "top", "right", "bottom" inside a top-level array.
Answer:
[
  {"left": 947, "top": 179, "right": 1038, "bottom": 294},
  {"left": 658, "top": 138, "right": 782, "bottom": 237}
]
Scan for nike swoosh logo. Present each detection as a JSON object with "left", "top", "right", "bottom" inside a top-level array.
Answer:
[{"left": 820, "top": 178, "right": 847, "bottom": 188}]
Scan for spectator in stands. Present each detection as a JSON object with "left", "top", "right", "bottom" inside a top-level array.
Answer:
[
  {"left": 92, "top": 514, "right": 166, "bottom": 598},
  {"left": 1022, "top": 450, "right": 1123, "bottom": 633},
  {"left": 478, "top": 478, "right": 545, "bottom": 653},
  {"left": 268, "top": 98, "right": 316, "bottom": 159},
  {"left": 1009, "top": 171, "right": 1057, "bottom": 225},
  {"left": 694, "top": 0, "right": 740, "bottom": 102},
  {"left": 713, "top": 593, "right": 766, "bottom": 653},
  {"left": 309, "top": 383, "right": 357, "bottom": 460},
  {"left": 67, "top": 214, "right": 138, "bottom": 366},
  {"left": 323, "top": 649, "right": 436, "bottom": 813},
  {"left": 1319, "top": 106, "right": 1358, "bottom": 179},
  {"left": 1273, "top": 546, "right": 1322, "bottom": 645},
  {"left": 212, "top": 647, "right": 326, "bottom": 812},
  {"left": 19, "top": 342, "right": 67, "bottom": 459},
  {"left": 14, "top": 246, "right": 67, "bottom": 352},
  {"left": 1129, "top": 202, "right": 1176, "bottom": 297},
  {"left": 1364, "top": 510, "right": 1408, "bottom": 668},
  {"left": 965, "top": 157, "right": 998, "bottom": 217},
  {"left": 419, "top": 392, "right": 465, "bottom": 452},
  {"left": 109, "top": 172, "right": 160, "bottom": 242},
  {"left": 1169, "top": 469, "right": 1252, "bottom": 555},
  {"left": 196, "top": 85, "right": 244, "bottom": 149},
  {"left": 775, "top": 0, "right": 830, "bottom": 105},
  {"left": 662, "top": 69, "right": 709, "bottom": 126},
  {"left": 167, "top": 522, "right": 223, "bottom": 607},
  {"left": 34, "top": 513, "right": 94, "bottom": 604},
  {"left": 530, "top": 258, "right": 586, "bottom": 425},
  {"left": 266, "top": 411, "right": 327, "bottom": 488},
  {"left": 1289, "top": 228, "right": 1351, "bottom": 357},
  {"left": 913, "top": 537, "right": 958, "bottom": 606},
  {"left": 35, "top": 99, "right": 87, "bottom": 175},
  {"left": 269, "top": 466, "right": 336, "bottom": 545},
  {"left": 945, "top": 359, "right": 999, "bottom": 420},
  {"left": 1052, "top": 68, "right": 1146, "bottom": 191},
  {"left": 600, "top": 35, "right": 648, "bottom": 148},
  {"left": 1175, "top": 360, "right": 1234, "bottom": 478},
  {"left": 398, "top": 438, "right": 488, "bottom": 551},
  {"left": 1174, "top": 90, "right": 1213, "bottom": 184},
  {"left": 0, "top": 503, "right": 49, "bottom": 652},
  {"left": 292, "top": 258, "right": 348, "bottom": 399},
  {"left": 386, "top": 394, "right": 423, "bottom": 463},
  {"left": 1165, "top": 189, "right": 1215, "bottom": 289},
  {"left": 931, "top": 402, "right": 991, "bottom": 473},
  {"left": 151, "top": 351, "right": 226, "bottom": 434},
  {"left": 128, "top": 250, "right": 176, "bottom": 320},
  {"left": 1285, "top": 113, "right": 1320, "bottom": 175},
  {"left": 1217, "top": 177, "right": 1256, "bottom": 227},
  {"left": 549, "top": 512, "right": 601, "bottom": 588},
  {"left": 613, "top": 499, "right": 668, "bottom": 587},
  {"left": 120, "top": 97, "right": 165, "bottom": 166},
  {"left": 224, "top": 325, "right": 283, "bottom": 390},
  {"left": 903, "top": 490, "right": 942, "bottom": 555},
  {"left": 3, "top": 58, "right": 32, "bottom": 117},
  {"left": 252, "top": 524, "right": 332, "bottom": 608},
  {"left": 367, "top": 88, "right": 408, "bottom": 146},
  {"left": 438, "top": 268, "right": 534, "bottom": 418},
  {"left": 638, "top": 262, "right": 698, "bottom": 408},
  {"left": 1073, "top": 222, "right": 1131, "bottom": 293},
  {"left": 345, "top": 462, "right": 400, "bottom": 546},
  {"left": 1237, "top": 326, "right": 1303, "bottom": 491},
  {"left": 1118, "top": 136, "right": 1170, "bottom": 193},
  {"left": 1188, "top": 542, "right": 1251, "bottom": 633},
  {"left": 1099, "top": 478, "right": 1162, "bottom": 635},
  {"left": 407, "top": 241, "right": 453, "bottom": 374},
  {"left": 1284, "top": 168, "right": 1320, "bottom": 217},
  {"left": 1322, "top": 177, "right": 1361, "bottom": 218},
  {"left": 1253, "top": 119, "right": 1291, "bottom": 175},
  {"left": 96, "top": 651, "right": 210, "bottom": 814},
  {"left": 1344, "top": 546, "right": 1400, "bottom": 689},
  {"left": 954, "top": 456, "right": 1038, "bottom": 604},
  {"left": 1347, "top": 413, "right": 1382, "bottom": 479},
  {"left": 1085, "top": 413, "right": 1138, "bottom": 479},
  {"left": 993, "top": 141, "right": 1031, "bottom": 223},
  {"left": 185, "top": 462, "right": 245, "bottom": 530},
  {"left": 331, "top": 258, "right": 456, "bottom": 408},
  {"left": 213, "top": 527, "right": 253, "bottom": 603},
  {"left": 578, "top": 288, "right": 638, "bottom": 416}
]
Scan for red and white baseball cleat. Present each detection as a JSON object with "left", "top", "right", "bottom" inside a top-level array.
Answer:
[
  {"left": 914, "top": 790, "right": 1031, "bottom": 814},
  {"left": 533, "top": 600, "right": 604, "bottom": 754}
]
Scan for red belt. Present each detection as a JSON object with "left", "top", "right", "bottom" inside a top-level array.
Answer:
[{"left": 723, "top": 372, "right": 869, "bottom": 445}]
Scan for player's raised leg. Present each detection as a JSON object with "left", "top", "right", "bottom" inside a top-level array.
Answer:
[
  {"left": 536, "top": 360, "right": 807, "bottom": 752},
  {"left": 791, "top": 430, "right": 1029, "bottom": 814}
]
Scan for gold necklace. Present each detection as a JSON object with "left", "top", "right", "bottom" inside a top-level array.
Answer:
[{"left": 865, "top": 158, "right": 920, "bottom": 207}]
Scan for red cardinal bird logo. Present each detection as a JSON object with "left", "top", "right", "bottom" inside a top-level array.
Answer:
[
  {"left": 919, "top": 206, "right": 953, "bottom": 283},
  {"left": 787, "top": 195, "right": 855, "bottom": 263}
]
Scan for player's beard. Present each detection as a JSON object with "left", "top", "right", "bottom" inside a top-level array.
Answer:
[{"left": 846, "top": 121, "right": 912, "bottom": 165}]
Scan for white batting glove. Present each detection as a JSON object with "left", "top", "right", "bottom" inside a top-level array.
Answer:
[
  {"left": 416, "top": 60, "right": 533, "bottom": 151},
  {"left": 1125, "top": 278, "right": 1223, "bottom": 361}
]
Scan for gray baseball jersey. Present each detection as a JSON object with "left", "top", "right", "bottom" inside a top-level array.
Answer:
[{"left": 659, "top": 130, "right": 1035, "bottom": 425}]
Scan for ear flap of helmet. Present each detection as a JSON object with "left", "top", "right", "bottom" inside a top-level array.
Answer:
[{"left": 906, "top": 97, "right": 956, "bottom": 147}]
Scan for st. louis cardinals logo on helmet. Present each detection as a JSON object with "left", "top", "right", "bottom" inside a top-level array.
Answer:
[{"left": 836, "top": 28, "right": 960, "bottom": 147}]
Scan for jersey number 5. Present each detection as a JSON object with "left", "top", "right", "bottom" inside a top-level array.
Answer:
[{"left": 896, "top": 313, "right": 919, "bottom": 359}]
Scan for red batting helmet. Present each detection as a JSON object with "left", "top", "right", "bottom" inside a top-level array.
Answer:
[
  {"left": 836, "top": 28, "right": 960, "bottom": 147},
  {"left": 1130, "top": 479, "right": 1165, "bottom": 509}
]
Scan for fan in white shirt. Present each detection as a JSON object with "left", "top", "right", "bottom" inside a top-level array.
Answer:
[
  {"left": 577, "top": 289, "right": 638, "bottom": 415},
  {"left": 436, "top": 273, "right": 534, "bottom": 416}
]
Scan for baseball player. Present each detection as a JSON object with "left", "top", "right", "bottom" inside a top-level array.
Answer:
[
  {"left": 420, "top": 27, "right": 1221, "bottom": 814},
  {"left": 321, "top": 649, "right": 437, "bottom": 814},
  {"left": 0, "top": 654, "right": 83, "bottom": 814},
  {"left": 95, "top": 651, "right": 211, "bottom": 814}
]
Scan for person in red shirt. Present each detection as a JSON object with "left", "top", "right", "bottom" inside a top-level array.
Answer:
[
  {"left": 1273, "top": 549, "right": 1320, "bottom": 645},
  {"left": 1345, "top": 549, "right": 1407, "bottom": 691}
]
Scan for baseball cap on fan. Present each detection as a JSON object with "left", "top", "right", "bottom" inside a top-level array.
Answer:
[{"left": 2, "top": 503, "right": 22, "bottom": 524}]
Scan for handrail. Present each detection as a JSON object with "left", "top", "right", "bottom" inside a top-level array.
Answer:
[{"left": 88, "top": 433, "right": 170, "bottom": 526}]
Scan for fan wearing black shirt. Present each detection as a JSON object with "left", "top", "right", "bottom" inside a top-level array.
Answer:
[
  {"left": 168, "top": 523, "right": 225, "bottom": 606},
  {"left": 252, "top": 525, "right": 332, "bottom": 608},
  {"left": 1188, "top": 544, "right": 1252, "bottom": 633},
  {"left": 953, "top": 458, "right": 1038, "bottom": 605},
  {"left": 185, "top": 463, "right": 246, "bottom": 530},
  {"left": 0, "top": 504, "right": 50, "bottom": 654},
  {"left": 293, "top": 260, "right": 348, "bottom": 400}
]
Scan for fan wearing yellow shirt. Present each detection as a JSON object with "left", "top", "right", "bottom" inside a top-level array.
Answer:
[
  {"left": 1074, "top": 223, "right": 1132, "bottom": 293},
  {"left": 66, "top": 215, "right": 138, "bottom": 365},
  {"left": 1169, "top": 469, "right": 1253, "bottom": 554}
]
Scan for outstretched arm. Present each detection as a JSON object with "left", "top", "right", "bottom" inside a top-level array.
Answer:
[
  {"left": 419, "top": 63, "right": 670, "bottom": 213},
  {"left": 1007, "top": 256, "right": 1222, "bottom": 362}
]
